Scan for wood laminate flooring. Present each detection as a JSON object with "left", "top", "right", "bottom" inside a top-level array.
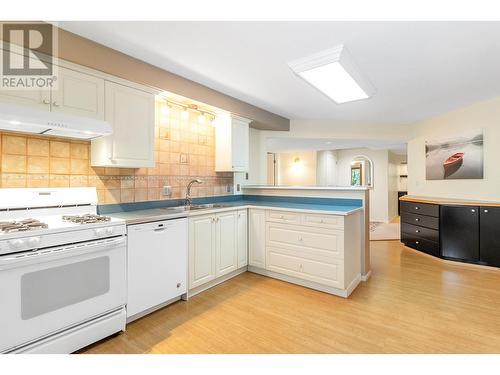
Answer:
[{"left": 80, "top": 241, "right": 500, "bottom": 354}]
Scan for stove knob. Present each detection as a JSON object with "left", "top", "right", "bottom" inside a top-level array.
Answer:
[
  {"left": 27, "top": 237, "right": 41, "bottom": 248},
  {"left": 9, "top": 239, "right": 25, "bottom": 249},
  {"left": 105, "top": 227, "right": 114, "bottom": 236}
]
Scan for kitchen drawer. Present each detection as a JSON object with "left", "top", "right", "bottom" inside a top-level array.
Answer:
[
  {"left": 267, "top": 248, "right": 344, "bottom": 289},
  {"left": 301, "top": 213, "right": 344, "bottom": 229},
  {"left": 266, "top": 222, "right": 343, "bottom": 258},
  {"left": 401, "top": 233, "right": 440, "bottom": 257},
  {"left": 401, "top": 222, "right": 439, "bottom": 243},
  {"left": 401, "top": 211, "right": 439, "bottom": 230},
  {"left": 266, "top": 210, "right": 301, "bottom": 224},
  {"left": 400, "top": 201, "right": 439, "bottom": 217},
  {"left": 267, "top": 241, "right": 342, "bottom": 263}
]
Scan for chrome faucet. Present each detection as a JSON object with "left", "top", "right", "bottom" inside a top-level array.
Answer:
[{"left": 185, "top": 179, "right": 203, "bottom": 206}]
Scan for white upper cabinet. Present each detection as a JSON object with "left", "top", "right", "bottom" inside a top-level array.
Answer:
[
  {"left": 51, "top": 67, "right": 104, "bottom": 119},
  {"left": 215, "top": 114, "right": 250, "bottom": 172},
  {"left": 91, "top": 81, "right": 155, "bottom": 168},
  {"left": 0, "top": 88, "right": 51, "bottom": 110}
]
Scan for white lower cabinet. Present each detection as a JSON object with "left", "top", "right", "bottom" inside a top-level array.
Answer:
[
  {"left": 237, "top": 210, "right": 248, "bottom": 268},
  {"left": 188, "top": 214, "right": 216, "bottom": 289},
  {"left": 189, "top": 209, "right": 248, "bottom": 291},
  {"left": 249, "top": 210, "right": 361, "bottom": 297},
  {"left": 248, "top": 209, "right": 266, "bottom": 268}
]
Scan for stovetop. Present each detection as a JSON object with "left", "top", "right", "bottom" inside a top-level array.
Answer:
[
  {"left": 62, "top": 214, "right": 111, "bottom": 225},
  {"left": 0, "top": 219, "right": 49, "bottom": 233}
]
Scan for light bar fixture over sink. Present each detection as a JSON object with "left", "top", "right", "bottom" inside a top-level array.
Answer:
[{"left": 288, "top": 44, "right": 375, "bottom": 104}]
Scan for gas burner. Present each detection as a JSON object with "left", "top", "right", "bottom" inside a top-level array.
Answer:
[
  {"left": 62, "top": 214, "right": 112, "bottom": 225},
  {"left": 0, "top": 219, "right": 49, "bottom": 233}
]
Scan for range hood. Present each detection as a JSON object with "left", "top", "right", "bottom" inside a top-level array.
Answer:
[{"left": 0, "top": 102, "right": 112, "bottom": 140}]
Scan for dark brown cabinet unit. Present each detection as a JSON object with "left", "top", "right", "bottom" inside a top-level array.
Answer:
[
  {"left": 440, "top": 205, "right": 479, "bottom": 262},
  {"left": 400, "top": 197, "right": 500, "bottom": 268},
  {"left": 480, "top": 207, "right": 500, "bottom": 267},
  {"left": 400, "top": 201, "right": 440, "bottom": 257}
]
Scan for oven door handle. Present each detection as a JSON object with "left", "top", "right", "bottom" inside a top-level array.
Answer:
[{"left": 0, "top": 236, "right": 126, "bottom": 270}]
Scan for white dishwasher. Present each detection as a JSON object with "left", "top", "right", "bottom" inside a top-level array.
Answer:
[{"left": 126, "top": 218, "right": 187, "bottom": 321}]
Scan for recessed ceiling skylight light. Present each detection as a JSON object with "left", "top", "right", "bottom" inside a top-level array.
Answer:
[{"left": 288, "top": 45, "right": 375, "bottom": 104}]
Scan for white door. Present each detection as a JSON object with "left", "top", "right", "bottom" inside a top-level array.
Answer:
[
  {"left": 127, "top": 219, "right": 187, "bottom": 318},
  {"left": 51, "top": 67, "right": 105, "bottom": 119},
  {"left": 231, "top": 118, "right": 249, "bottom": 171},
  {"left": 249, "top": 209, "right": 266, "bottom": 268},
  {"left": 215, "top": 211, "right": 238, "bottom": 277},
  {"left": 102, "top": 81, "right": 155, "bottom": 167},
  {"left": 188, "top": 215, "right": 216, "bottom": 289},
  {"left": 237, "top": 209, "right": 248, "bottom": 268}
]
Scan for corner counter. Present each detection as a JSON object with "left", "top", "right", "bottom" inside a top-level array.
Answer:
[{"left": 242, "top": 185, "right": 371, "bottom": 279}]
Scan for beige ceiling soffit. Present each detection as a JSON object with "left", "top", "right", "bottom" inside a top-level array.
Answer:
[{"left": 55, "top": 27, "right": 289, "bottom": 131}]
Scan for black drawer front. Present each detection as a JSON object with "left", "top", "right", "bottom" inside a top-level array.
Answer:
[
  {"left": 401, "top": 223, "right": 439, "bottom": 242},
  {"left": 400, "top": 201, "right": 439, "bottom": 217},
  {"left": 401, "top": 234, "right": 440, "bottom": 257},
  {"left": 401, "top": 211, "right": 439, "bottom": 230}
]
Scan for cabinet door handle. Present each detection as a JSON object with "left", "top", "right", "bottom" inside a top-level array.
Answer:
[
  {"left": 415, "top": 241, "right": 420, "bottom": 245},
  {"left": 415, "top": 218, "right": 420, "bottom": 222},
  {"left": 298, "top": 237, "right": 303, "bottom": 241},
  {"left": 53, "top": 101, "right": 60, "bottom": 107},
  {"left": 415, "top": 230, "right": 420, "bottom": 233},
  {"left": 484, "top": 209, "right": 488, "bottom": 213},
  {"left": 415, "top": 206, "right": 419, "bottom": 210},
  {"left": 471, "top": 209, "right": 476, "bottom": 213},
  {"left": 42, "top": 99, "right": 50, "bottom": 104}
]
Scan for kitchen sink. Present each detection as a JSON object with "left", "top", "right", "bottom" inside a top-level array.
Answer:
[{"left": 161, "top": 204, "right": 228, "bottom": 213}]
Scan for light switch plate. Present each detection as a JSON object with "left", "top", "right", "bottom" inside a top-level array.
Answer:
[{"left": 162, "top": 185, "right": 172, "bottom": 196}]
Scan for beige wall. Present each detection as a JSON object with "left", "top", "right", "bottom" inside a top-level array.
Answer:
[
  {"left": 407, "top": 96, "right": 500, "bottom": 201},
  {"left": 275, "top": 151, "right": 317, "bottom": 186},
  {"left": 0, "top": 102, "right": 233, "bottom": 204},
  {"left": 52, "top": 27, "right": 289, "bottom": 131}
]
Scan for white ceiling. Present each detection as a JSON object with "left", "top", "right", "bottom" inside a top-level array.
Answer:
[
  {"left": 58, "top": 21, "right": 500, "bottom": 124},
  {"left": 266, "top": 137, "right": 407, "bottom": 155}
]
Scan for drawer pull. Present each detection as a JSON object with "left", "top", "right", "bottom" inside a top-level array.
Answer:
[
  {"left": 415, "top": 241, "right": 420, "bottom": 245},
  {"left": 298, "top": 236, "right": 303, "bottom": 241},
  {"left": 415, "top": 230, "right": 420, "bottom": 233},
  {"left": 484, "top": 209, "right": 489, "bottom": 213},
  {"left": 320, "top": 219, "right": 324, "bottom": 223},
  {"left": 280, "top": 215, "right": 284, "bottom": 219},
  {"left": 471, "top": 209, "right": 476, "bottom": 213},
  {"left": 415, "top": 206, "right": 419, "bottom": 210},
  {"left": 415, "top": 218, "right": 420, "bottom": 222}
]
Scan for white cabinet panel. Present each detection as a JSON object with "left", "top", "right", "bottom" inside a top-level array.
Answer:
[
  {"left": 127, "top": 219, "right": 187, "bottom": 319},
  {"left": 237, "top": 209, "right": 248, "bottom": 268},
  {"left": 249, "top": 209, "right": 266, "bottom": 268},
  {"left": 215, "top": 114, "right": 250, "bottom": 172},
  {"left": 0, "top": 88, "right": 50, "bottom": 110},
  {"left": 91, "top": 81, "right": 155, "bottom": 168},
  {"left": 215, "top": 211, "right": 238, "bottom": 277},
  {"left": 189, "top": 215, "right": 216, "bottom": 289},
  {"left": 51, "top": 67, "right": 104, "bottom": 120}
]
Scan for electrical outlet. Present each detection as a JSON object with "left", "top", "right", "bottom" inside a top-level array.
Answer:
[
  {"left": 236, "top": 184, "right": 241, "bottom": 192},
  {"left": 162, "top": 185, "right": 172, "bottom": 196},
  {"left": 226, "top": 185, "right": 232, "bottom": 193}
]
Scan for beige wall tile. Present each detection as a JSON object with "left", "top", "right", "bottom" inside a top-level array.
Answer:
[
  {"left": 134, "top": 188, "right": 148, "bottom": 202},
  {"left": 105, "top": 189, "right": 121, "bottom": 204},
  {"left": 2, "top": 135, "right": 26, "bottom": 155},
  {"left": 27, "top": 174, "right": 49, "bottom": 188},
  {"left": 2, "top": 173, "right": 26, "bottom": 187},
  {"left": 70, "top": 143, "right": 89, "bottom": 159},
  {"left": 69, "top": 175, "right": 89, "bottom": 187},
  {"left": 49, "top": 175, "right": 70, "bottom": 187},
  {"left": 2, "top": 154, "right": 26, "bottom": 173},
  {"left": 70, "top": 159, "right": 88, "bottom": 175},
  {"left": 27, "top": 156, "right": 49, "bottom": 174},
  {"left": 50, "top": 141, "right": 70, "bottom": 158},
  {"left": 120, "top": 188, "right": 135, "bottom": 203},
  {"left": 50, "top": 158, "right": 70, "bottom": 174},
  {"left": 27, "top": 138, "right": 49, "bottom": 156}
]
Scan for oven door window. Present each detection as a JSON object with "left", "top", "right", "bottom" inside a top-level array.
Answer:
[{"left": 21, "top": 257, "right": 110, "bottom": 320}]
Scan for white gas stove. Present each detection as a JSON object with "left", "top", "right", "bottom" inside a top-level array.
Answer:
[{"left": 0, "top": 188, "right": 127, "bottom": 354}]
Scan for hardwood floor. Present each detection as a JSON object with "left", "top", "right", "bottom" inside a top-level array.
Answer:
[{"left": 80, "top": 241, "right": 500, "bottom": 354}]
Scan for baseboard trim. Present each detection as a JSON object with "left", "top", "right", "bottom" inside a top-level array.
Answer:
[
  {"left": 187, "top": 267, "right": 247, "bottom": 298},
  {"left": 248, "top": 266, "right": 359, "bottom": 298},
  {"left": 361, "top": 270, "right": 372, "bottom": 282}
]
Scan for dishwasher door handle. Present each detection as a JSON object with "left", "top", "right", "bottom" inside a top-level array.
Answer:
[{"left": 154, "top": 227, "right": 168, "bottom": 232}]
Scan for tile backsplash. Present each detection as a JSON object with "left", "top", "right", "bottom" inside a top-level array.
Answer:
[{"left": 0, "top": 103, "right": 233, "bottom": 204}]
